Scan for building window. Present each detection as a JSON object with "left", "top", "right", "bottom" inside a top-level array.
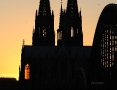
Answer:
[
  {"left": 43, "top": 26, "right": 46, "bottom": 37},
  {"left": 25, "top": 64, "right": 30, "bottom": 80},
  {"left": 58, "top": 31, "right": 62, "bottom": 40},
  {"left": 71, "top": 27, "right": 74, "bottom": 37}
]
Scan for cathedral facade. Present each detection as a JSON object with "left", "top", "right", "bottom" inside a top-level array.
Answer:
[{"left": 19, "top": 0, "right": 91, "bottom": 89}]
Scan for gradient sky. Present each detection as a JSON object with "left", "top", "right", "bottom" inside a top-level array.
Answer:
[{"left": 0, "top": 0, "right": 117, "bottom": 80}]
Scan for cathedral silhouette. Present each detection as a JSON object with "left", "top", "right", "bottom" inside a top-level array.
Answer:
[{"left": 19, "top": 0, "right": 91, "bottom": 89}]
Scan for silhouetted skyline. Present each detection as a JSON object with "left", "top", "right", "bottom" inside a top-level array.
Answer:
[
  {"left": 19, "top": 0, "right": 117, "bottom": 89},
  {"left": 19, "top": 1, "right": 90, "bottom": 89},
  {"left": 0, "top": 0, "right": 117, "bottom": 81}
]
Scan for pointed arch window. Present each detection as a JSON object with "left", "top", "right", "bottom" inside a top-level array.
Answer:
[
  {"left": 58, "top": 30, "right": 62, "bottom": 40},
  {"left": 25, "top": 64, "right": 30, "bottom": 80},
  {"left": 71, "top": 27, "right": 74, "bottom": 37},
  {"left": 43, "top": 26, "right": 46, "bottom": 37}
]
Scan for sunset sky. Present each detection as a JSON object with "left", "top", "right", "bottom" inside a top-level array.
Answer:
[{"left": 0, "top": 0, "right": 117, "bottom": 80}]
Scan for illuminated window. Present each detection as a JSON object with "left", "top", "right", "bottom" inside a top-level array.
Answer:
[
  {"left": 43, "top": 26, "right": 46, "bottom": 37},
  {"left": 101, "top": 29, "right": 115, "bottom": 68},
  {"left": 71, "top": 27, "right": 74, "bottom": 37},
  {"left": 58, "top": 31, "right": 62, "bottom": 40},
  {"left": 77, "top": 29, "right": 78, "bottom": 33},
  {"left": 25, "top": 64, "right": 30, "bottom": 80}
]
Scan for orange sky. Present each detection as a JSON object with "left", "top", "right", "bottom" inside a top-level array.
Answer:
[{"left": 0, "top": 0, "right": 117, "bottom": 80}]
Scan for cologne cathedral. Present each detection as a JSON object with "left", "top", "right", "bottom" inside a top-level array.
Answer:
[{"left": 19, "top": 0, "right": 91, "bottom": 89}]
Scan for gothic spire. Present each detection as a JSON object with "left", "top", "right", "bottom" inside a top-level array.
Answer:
[
  {"left": 59, "top": 0, "right": 64, "bottom": 29},
  {"left": 60, "top": 0, "right": 63, "bottom": 14},
  {"left": 52, "top": 10, "right": 54, "bottom": 16},
  {"left": 22, "top": 39, "right": 25, "bottom": 46},
  {"left": 33, "top": 0, "right": 55, "bottom": 46},
  {"left": 66, "top": 0, "right": 79, "bottom": 15},
  {"left": 35, "top": 10, "right": 37, "bottom": 19},
  {"left": 32, "top": 27, "right": 35, "bottom": 34},
  {"left": 38, "top": 0, "right": 51, "bottom": 16},
  {"left": 79, "top": 8, "right": 82, "bottom": 17},
  {"left": 19, "top": 65, "right": 20, "bottom": 72}
]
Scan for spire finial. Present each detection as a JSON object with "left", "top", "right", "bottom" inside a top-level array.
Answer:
[
  {"left": 23, "top": 39, "right": 25, "bottom": 46},
  {"left": 61, "top": 0, "right": 63, "bottom": 5},
  {"left": 33, "top": 27, "right": 35, "bottom": 33},
  {"left": 19, "top": 65, "right": 20, "bottom": 71},
  {"left": 60, "top": 0, "right": 63, "bottom": 14},
  {"left": 52, "top": 10, "right": 54, "bottom": 15},
  {"left": 61, "top": 0, "right": 63, "bottom": 8}
]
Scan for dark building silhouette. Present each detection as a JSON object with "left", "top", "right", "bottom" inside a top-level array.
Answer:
[
  {"left": 89, "top": 3, "right": 117, "bottom": 90},
  {"left": 57, "top": 0, "right": 83, "bottom": 46},
  {"left": 1, "top": 1, "right": 117, "bottom": 90},
  {"left": 32, "top": 0, "right": 55, "bottom": 46},
  {"left": 0, "top": 77, "right": 18, "bottom": 89},
  {"left": 19, "top": 0, "right": 91, "bottom": 89}
]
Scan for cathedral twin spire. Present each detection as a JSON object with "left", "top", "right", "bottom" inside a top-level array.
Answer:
[{"left": 32, "top": 0, "right": 83, "bottom": 46}]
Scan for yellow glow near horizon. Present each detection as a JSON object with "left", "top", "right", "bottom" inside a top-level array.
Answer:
[{"left": 0, "top": 74, "right": 19, "bottom": 81}]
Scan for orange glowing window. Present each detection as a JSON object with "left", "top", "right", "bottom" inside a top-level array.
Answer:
[{"left": 25, "top": 64, "right": 30, "bottom": 80}]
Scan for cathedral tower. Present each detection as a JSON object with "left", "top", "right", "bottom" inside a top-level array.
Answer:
[
  {"left": 57, "top": 0, "right": 83, "bottom": 46},
  {"left": 57, "top": 1, "right": 66, "bottom": 47},
  {"left": 32, "top": 0, "right": 55, "bottom": 46}
]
